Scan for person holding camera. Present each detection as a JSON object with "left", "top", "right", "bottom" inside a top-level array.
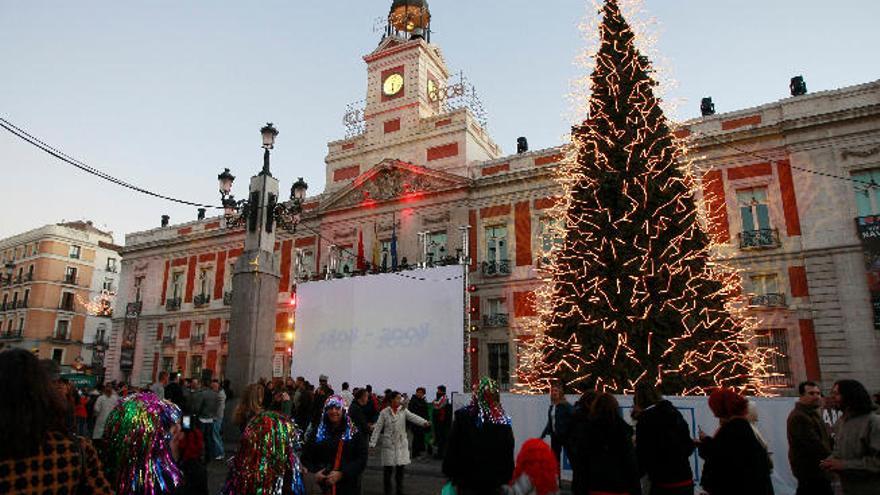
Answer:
[{"left": 302, "top": 395, "right": 368, "bottom": 495}]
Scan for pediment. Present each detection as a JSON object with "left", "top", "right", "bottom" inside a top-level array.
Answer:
[
  {"left": 322, "top": 159, "right": 471, "bottom": 211},
  {"left": 369, "top": 36, "right": 407, "bottom": 57}
]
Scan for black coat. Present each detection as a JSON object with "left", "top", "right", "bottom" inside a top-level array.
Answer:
[
  {"left": 408, "top": 395, "right": 429, "bottom": 431},
  {"left": 442, "top": 407, "right": 515, "bottom": 493},
  {"left": 579, "top": 415, "right": 640, "bottom": 494},
  {"left": 302, "top": 426, "right": 368, "bottom": 495},
  {"left": 347, "top": 402, "right": 369, "bottom": 434},
  {"left": 165, "top": 382, "right": 186, "bottom": 410},
  {"left": 635, "top": 400, "right": 695, "bottom": 485},
  {"left": 698, "top": 417, "right": 773, "bottom": 495},
  {"left": 566, "top": 406, "right": 590, "bottom": 494}
]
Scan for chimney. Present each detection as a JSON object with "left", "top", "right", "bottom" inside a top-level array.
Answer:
[
  {"left": 161, "top": 215, "right": 170, "bottom": 228},
  {"left": 517, "top": 137, "right": 529, "bottom": 154},
  {"left": 197, "top": 208, "right": 206, "bottom": 221}
]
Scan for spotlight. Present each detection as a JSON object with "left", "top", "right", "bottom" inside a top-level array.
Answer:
[{"left": 700, "top": 97, "right": 715, "bottom": 117}]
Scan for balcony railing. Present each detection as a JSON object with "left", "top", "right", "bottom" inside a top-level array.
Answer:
[
  {"left": 223, "top": 291, "right": 233, "bottom": 306},
  {"left": 161, "top": 336, "right": 176, "bottom": 345},
  {"left": 58, "top": 303, "right": 76, "bottom": 312},
  {"left": 62, "top": 275, "right": 79, "bottom": 285},
  {"left": 51, "top": 331, "right": 70, "bottom": 342},
  {"left": 0, "top": 330, "right": 23, "bottom": 340},
  {"left": 481, "top": 259, "right": 511, "bottom": 277},
  {"left": 738, "top": 229, "right": 780, "bottom": 249},
  {"left": 748, "top": 293, "right": 787, "bottom": 308},
  {"left": 192, "top": 334, "right": 206, "bottom": 345},
  {"left": 193, "top": 293, "right": 211, "bottom": 307},
  {"left": 482, "top": 313, "right": 510, "bottom": 328},
  {"left": 165, "top": 297, "right": 181, "bottom": 311}
]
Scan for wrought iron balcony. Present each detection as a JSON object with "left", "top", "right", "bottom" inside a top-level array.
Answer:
[
  {"left": 0, "top": 330, "right": 22, "bottom": 340},
  {"left": 62, "top": 275, "right": 79, "bottom": 285},
  {"left": 51, "top": 331, "right": 70, "bottom": 342},
  {"left": 191, "top": 334, "right": 206, "bottom": 345},
  {"left": 481, "top": 259, "right": 511, "bottom": 277},
  {"left": 58, "top": 303, "right": 76, "bottom": 312},
  {"left": 738, "top": 229, "right": 780, "bottom": 249},
  {"left": 223, "top": 291, "right": 233, "bottom": 306},
  {"left": 165, "top": 297, "right": 181, "bottom": 311},
  {"left": 161, "top": 336, "right": 175, "bottom": 345},
  {"left": 193, "top": 293, "right": 211, "bottom": 307},
  {"left": 482, "top": 313, "right": 510, "bottom": 328},
  {"left": 748, "top": 293, "right": 787, "bottom": 308}
]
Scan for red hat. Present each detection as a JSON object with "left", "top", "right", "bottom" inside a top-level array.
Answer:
[{"left": 708, "top": 388, "right": 748, "bottom": 419}]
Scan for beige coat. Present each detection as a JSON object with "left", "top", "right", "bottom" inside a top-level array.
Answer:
[{"left": 369, "top": 406, "right": 428, "bottom": 466}]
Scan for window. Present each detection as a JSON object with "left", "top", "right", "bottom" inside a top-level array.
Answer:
[
  {"left": 485, "top": 225, "right": 508, "bottom": 262},
  {"left": 18, "top": 317, "right": 24, "bottom": 331},
  {"left": 69, "top": 245, "right": 81, "bottom": 259},
  {"left": 16, "top": 267, "right": 22, "bottom": 282},
  {"left": 95, "top": 324, "right": 107, "bottom": 344},
  {"left": 488, "top": 343, "right": 510, "bottom": 390},
  {"left": 755, "top": 328, "right": 792, "bottom": 387},
  {"left": 198, "top": 268, "right": 211, "bottom": 296},
  {"left": 60, "top": 292, "right": 75, "bottom": 311},
  {"left": 750, "top": 274, "right": 779, "bottom": 296},
  {"left": 166, "top": 324, "right": 177, "bottom": 340},
  {"left": 161, "top": 357, "right": 174, "bottom": 372},
  {"left": 56, "top": 320, "right": 70, "bottom": 339},
  {"left": 380, "top": 241, "right": 393, "bottom": 270},
  {"left": 425, "top": 232, "right": 447, "bottom": 263},
  {"left": 23, "top": 289, "right": 29, "bottom": 306},
  {"left": 107, "top": 258, "right": 117, "bottom": 272},
  {"left": 193, "top": 322, "right": 205, "bottom": 339},
  {"left": 488, "top": 297, "right": 506, "bottom": 316},
  {"left": 27, "top": 265, "right": 34, "bottom": 280},
  {"left": 11, "top": 292, "right": 18, "bottom": 306},
  {"left": 31, "top": 244, "right": 38, "bottom": 256},
  {"left": 538, "top": 217, "right": 563, "bottom": 260},
  {"left": 337, "top": 246, "right": 355, "bottom": 274},
  {"left": 190, "top": 355, "right": 203, "bottom": 377},
  {"left": 853, "top": 169, "right": 880, "bottom": 216},
  {"left": 737, "top": 187, "right": 771, "bottom": 233},
  {"left": 103, "top": 279, "right": 114, "bottom": 292},
  {"left": 64, "top": 266, "right": 77, "bottom": 284},
  {"left": 171, "top": 272, "right": 183, "bottom": 299},
  {"left": 134, "top": 276, "right": 145, "bottom": 302},
  {"left": 52, "top": 348, "right": 64, "bottom": 363}
]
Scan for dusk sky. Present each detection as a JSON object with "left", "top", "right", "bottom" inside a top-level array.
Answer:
[{"left": 2, "top": 1, "right": 878, "bottom": 244}]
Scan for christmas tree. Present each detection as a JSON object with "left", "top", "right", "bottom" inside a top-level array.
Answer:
[{"left": 521, "top": 0, "right": 773, "bottom": 395}]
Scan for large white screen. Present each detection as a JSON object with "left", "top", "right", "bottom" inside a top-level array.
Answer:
[{"left": 292, "top": 265, "right": 464, "bottom": 394}]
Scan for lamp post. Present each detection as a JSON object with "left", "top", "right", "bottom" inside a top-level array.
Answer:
[{"left": 221, "top": 123, "right": 308, "bottom": 440}]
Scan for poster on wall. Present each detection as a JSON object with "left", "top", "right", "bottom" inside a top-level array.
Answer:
[
  {"left": 118, "top": 302, "right": 142, "bottom": 371},
  {"left": 855, "top": 216, "right": 880, "bottom": 328}
]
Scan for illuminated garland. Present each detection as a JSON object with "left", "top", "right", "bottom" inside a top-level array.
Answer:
[
  {"left": 76, "top": 289, "right": 115, "bottom": 317},
  {"left": 516, "top": 0, "right": 777, "bottom": 396}
]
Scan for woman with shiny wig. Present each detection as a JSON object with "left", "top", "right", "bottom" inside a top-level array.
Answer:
[
  {"left": 221, "top": 410, "right": 306, "bottom": 495},
  {"left": 102, "top": 392, "right": 184, "bottom": 495}
]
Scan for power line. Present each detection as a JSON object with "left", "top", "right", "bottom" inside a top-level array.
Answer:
[{"left": 0, "top": 117, "right": 222, "bottom": 209}]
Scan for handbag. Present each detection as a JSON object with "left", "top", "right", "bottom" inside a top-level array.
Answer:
[{"left": 441, "top": 481, "right": 457, "bottom": 495}]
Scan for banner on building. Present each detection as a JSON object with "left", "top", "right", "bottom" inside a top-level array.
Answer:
[
  {"left": 118, "top": 302, "right": 142, "bottom": 371},
  {"left": 855, "top": 216, "right": 880, "bottom": 329},
  {"left": 272, "top": 354, "right": 284, "bottom": 378}
]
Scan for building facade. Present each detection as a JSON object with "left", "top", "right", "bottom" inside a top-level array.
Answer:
[
  {"left": 106, "top": 9, "right": 880, "bottom": 393},
  {"left": 0, "top": 221, "right": 120, "bottom": 371}
]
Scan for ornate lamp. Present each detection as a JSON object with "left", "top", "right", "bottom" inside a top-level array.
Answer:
[{"left": 389, "top": 0, "right": 431, "bottom": 39}]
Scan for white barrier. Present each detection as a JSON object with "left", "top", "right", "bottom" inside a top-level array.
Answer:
[{"left": 453, "top": 393, "right": 799, "bottom": 495}]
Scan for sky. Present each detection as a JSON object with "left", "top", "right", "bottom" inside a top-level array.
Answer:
[{"left": 1, "top": 1, "right": 878, "bottom": 245}]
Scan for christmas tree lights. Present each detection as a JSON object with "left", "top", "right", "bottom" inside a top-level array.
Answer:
[{"left": 517, "top": 0, "right": 776, "bottom": 395}]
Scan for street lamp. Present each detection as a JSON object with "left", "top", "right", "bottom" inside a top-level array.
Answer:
[{"left": 218, "top": 123, "right": 309, "bottom": 233}]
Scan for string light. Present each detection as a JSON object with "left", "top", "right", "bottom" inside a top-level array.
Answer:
[{"left": 516, "top": 0, "right": 778, "bottom": 396}]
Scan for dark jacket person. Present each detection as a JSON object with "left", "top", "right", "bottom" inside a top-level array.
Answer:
[
  {"left": 302, "top": 395, "right": 368, "bottom": 495},
  {"left": 633, "top": 383, "right": 695, "bottom": 495},
  {"left": 580, "top": 392, "right": 640, "bottom": 494},
  {"left": 787, "top": 381, "right": 833, "bottom": 495}
]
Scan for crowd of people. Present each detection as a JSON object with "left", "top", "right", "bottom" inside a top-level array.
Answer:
[{"left": 0, "top": 345, "right": 878, "bottom": 495}]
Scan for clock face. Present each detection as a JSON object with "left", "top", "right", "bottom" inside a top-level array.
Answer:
[
  {"left": 383, "top": 73, "right": 404, "bottom": 96},
  {"left": 427, "top": 79, "right": 438, "bottom": 101}
]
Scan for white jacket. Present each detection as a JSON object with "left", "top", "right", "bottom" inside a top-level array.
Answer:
[
  {"left": 369, "top": 406, "right": 428, "bottom": 466},
  {"left": 92, "top": 393, "right": 119, "bottom": 439}
]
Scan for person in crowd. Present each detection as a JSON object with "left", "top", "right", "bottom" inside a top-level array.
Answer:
[
  {"left": 296, "top": 382, "right": 315, "bottom": 431},
  {"left": 102, "top": 392, "right": 191, "bottom": 495},
  {"left": 349, "top": 388, "right": 371, "bottom": 433},
  {"left": 502, "top": 438, "right": 560, "bottom": 495},
  {"left": 263, "top": 379, "right": 276, "bottom": 409},
  {"left": 698, "top": 388, "right": 773, "bottom": 495},
  {"left": 364, "top": 384, "right": 380, "bottom": 424},
  {"left": 221, "top": 378, "right": 234, "bottom": 401},
  {"left": 292, "top": 376, "right": 305, "bottom": 412},
  {"left": 221, "top": 410, "right": 305, "bottom": 495},
  {"left": 194, "top": 379, "right": 219, "bottom": 462},
  {"left": 820, "top": 379, "right": 880, "bottom": 495},
  {"left": 565, "top": 389, "right": 598, "bottom": 495},
  {"left": 74, "top": 387, "right": 90, "bottom": 436},
  {"left": 433, "top": 384, "right": 452, "bottom": 459},
  {"left": 272, "top": 388, "right": 294, "bottom": 416},
  {"left": 319, "top": 374, "right": 334, "bottom": 395},
  {"left": 311, "top": 380, "right": 334, "bottom": 430},
  {"left": 210, "top": 379, "right": 226, "bottom": 461},
  {"left": 632, "top": 382, "right": 694, "bottom": 495},
  {"left": 579, "top": 392, "right": 639, "bottom": 495},
  {"left": 541, "top": 382, "right": 574, "bottom": 467},
  {"left": 170, "top": 419, "right": 209, "bottom": 495},
  {"left": 234, "top": 383, "right": 265, "bottom": 432},
  {"left": 788, "top": 380, "right": 834, "bottom": 495},
  {"left": 92, "top": 382, "right": 119, "bottom": 451},
  {"left": 408, "top": 386, "right": 430, "bottom": 460},
  {"left": 370, "top": 390, "right": 431, "bottom": 495},
  {"left": 443, "top": 377, "right": 515, "bottom": 495},
  {"left": 152, "top": 370, "right": 169, "bottom": 400},
  {"left": 0, "top": 348, "right": 114, "bottom": 494},
  {"left": 165, "top": 372, "right": 186, "bottom": 409},
  {"left": 381, "top": 388, "right": 393, "bottom": 410},
  {"left": 302, "top": 395, "right": 368, "bottom": 495},
  {"left": 340, "top": 381, "right": 354, "bottom": 407}
]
